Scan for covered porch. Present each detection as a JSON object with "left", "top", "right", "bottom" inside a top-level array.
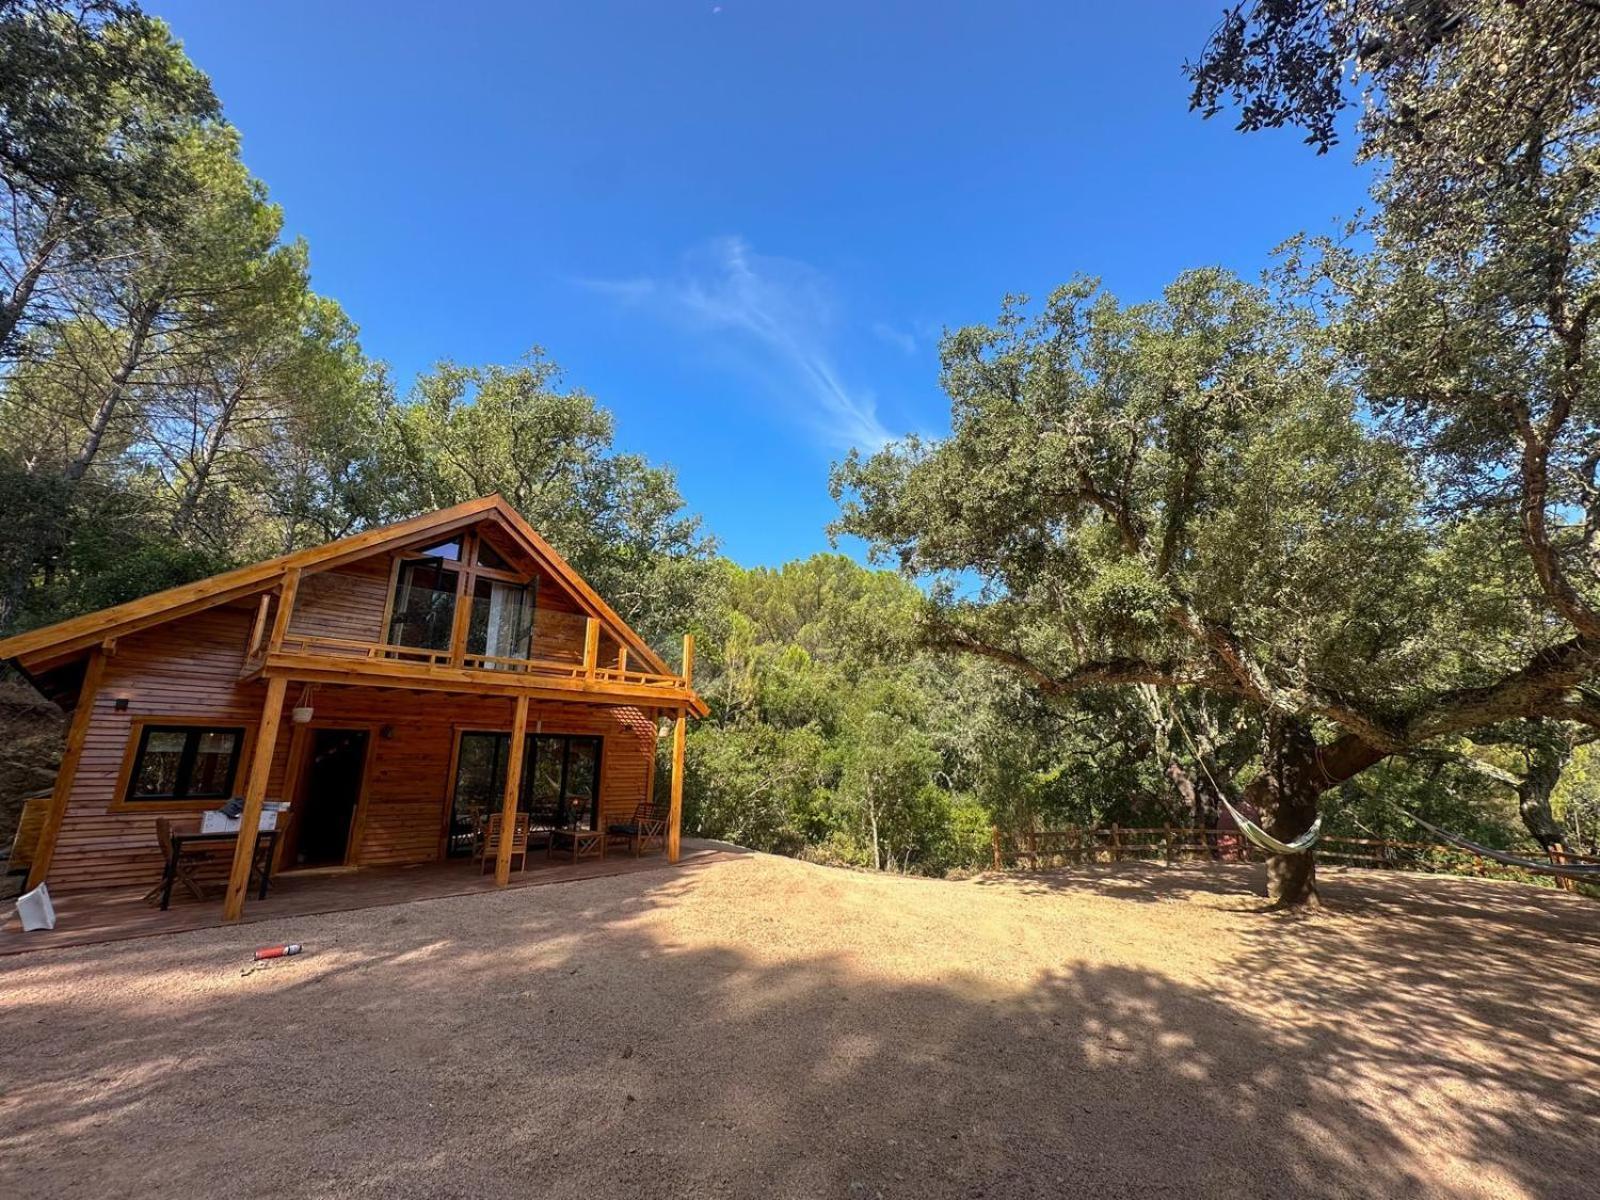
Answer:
[{"left": 2, "top": 840, "right": 730, "bottom": 956}]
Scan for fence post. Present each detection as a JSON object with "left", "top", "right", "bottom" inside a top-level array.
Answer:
[
  {"left": 1378, "top": 838, "right": 1389, "bottom": 870},
  {"left": 1072, "top": 825, "right": 1083, "bottom": 865},
  {"left": 991, "top": 826, "right": 1003, "bottom": 872},
  {"left": 1164, "top": 823, "right": 1174, "bottom": 867},
  {"left": 1111, "top": 822, "right": 1122, "bottom": 864},
  {"left": 1552, "top": 844, "right": 1575, "bottom": 893}
]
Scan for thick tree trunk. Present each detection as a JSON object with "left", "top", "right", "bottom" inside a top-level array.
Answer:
[
  {"left": 1244, "top": 715, "right": 1325, "bottom": 907},
  {"left": 1242, "top": 724, "right": 1390, "bottom": 907},
  {"left": 1518, "top": 735, "right": 1572, "bottom": 851}
]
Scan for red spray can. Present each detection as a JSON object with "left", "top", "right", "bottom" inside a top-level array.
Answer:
[{"left": 253, "top": 943, "right": 302, "bottom": 961}]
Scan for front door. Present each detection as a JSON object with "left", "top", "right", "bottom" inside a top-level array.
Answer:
[{"left": 293, "top": 728, "right": 368, "bottom": 868}]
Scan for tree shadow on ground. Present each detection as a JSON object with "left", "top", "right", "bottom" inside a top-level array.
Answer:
[{"left": 2, "top": 856, "right": 1597, "bottom": 1199}]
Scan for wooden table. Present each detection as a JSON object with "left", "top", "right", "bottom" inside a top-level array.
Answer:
[
  {"left": 159, "top": 829, "right": 280, "bottom": 910},
  {"left": 548, "top": 826, "right": 605, "bottom": 863}
]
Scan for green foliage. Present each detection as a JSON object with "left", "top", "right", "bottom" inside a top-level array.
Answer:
[{"left": 381, "top": 355, "right": 717, "bottom": 647}]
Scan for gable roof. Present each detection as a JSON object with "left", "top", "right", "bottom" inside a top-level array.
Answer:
[{"left": 0, "top": 495, "right": 676, "bottom": 680}]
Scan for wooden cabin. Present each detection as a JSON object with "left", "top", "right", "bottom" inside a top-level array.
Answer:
[{"left": 0, "top": 495, "right": 707, "bottom": 920}]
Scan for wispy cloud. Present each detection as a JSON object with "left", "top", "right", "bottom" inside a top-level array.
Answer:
[
  {"left": 581, "top": 237, "right": 894, "bottom": 452},
  {"left": 871, "top": 321, "right": 917, "bottom": 356}
]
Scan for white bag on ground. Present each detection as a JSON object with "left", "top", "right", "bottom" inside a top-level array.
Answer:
[{"left": 16, "top": 882, "right": 56, "bottom": 931}]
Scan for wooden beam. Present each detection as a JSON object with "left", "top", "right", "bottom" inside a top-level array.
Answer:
[
  {"left": 247, "top": 594, "right": 271, "bottom": 657},
  {"left": 496, "top": 694, "right": 530, "bottom": 885},
  {"left": 447, "top": 533, "right": 474, "bottom": 667},
  {"left": 681, "top": 633, "right": 695, "bottom": 688},
  {"left": 644, "top": 711, "right": 659, "bottom": 813},
  {"left": 223, "top": 675, "right": 288, "bottom": 922},
  {"left": 617, "top": 647, "right": 629, "bottom": 681},
  {"left": 582, "top": 617, "right": 600, "bottom": 679},
  {"left": 25, "top": 646, "right": 109, "bottom": 891},
  {"left": 267, "top": 567, "right": 301, "bottom": 651},
  {"left": 668, "top": 711, "right": 686, "bottom": 864}
]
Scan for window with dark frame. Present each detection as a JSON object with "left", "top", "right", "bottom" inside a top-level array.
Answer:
[
  {"left": 126, "top": 725, "right": 246, "bottom": 802},
  {"left": 446, "top": 731, "right": 602, "bottom": 855}
]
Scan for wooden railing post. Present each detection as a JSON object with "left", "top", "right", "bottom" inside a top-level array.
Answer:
[
  {"left": 495, "top": 695, "right": 530, "bottom": 885},
  {"left": 223, "top": 675, "right": 288, "bottom": 921},
  {"left": 582, "top": 617, "right": 599, "bottom": 679},
  {"left": 668, "top": 710, "right": 686, "bottom": 863},
  {"left": 1552, "top": 845, "right": 1577, "bottom": 893},
  {"left": 681, "top": 633, "right": 695, "bottom": 688},
  {"left": 1111, "top": 822, "right": 1122, "bottom": 864},
  {"left": 617, "top": 647, "right": 629, "bottom": 682},
  {"left": 25, "top": 645, "right": 109, "bottom": 891}
]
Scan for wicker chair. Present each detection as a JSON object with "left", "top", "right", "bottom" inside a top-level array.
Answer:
[
  {"left": 480, "top": 812, "right": 530, "bottom": 874},
  {"left": 606, "top": 800, "right": 667, "bottom": 857}
]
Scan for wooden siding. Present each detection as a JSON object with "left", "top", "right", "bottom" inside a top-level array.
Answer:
[{"left": 42, "top": 602, "right": 656, "bottom": 894}]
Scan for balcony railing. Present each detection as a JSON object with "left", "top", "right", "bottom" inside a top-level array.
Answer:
[
  {"left": 241, "top": 572, "right": 697, "bottom": 705},
  {"left": 259, "top": 632, "right": 688, "bottom": 690}
]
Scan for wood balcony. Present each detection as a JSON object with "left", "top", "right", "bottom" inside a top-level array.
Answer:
[{"left": 239, "top": 574, "right": 702, "bottom": 714}]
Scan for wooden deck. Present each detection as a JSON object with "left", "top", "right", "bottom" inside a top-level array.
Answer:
[{"left": 0, "top": 842, "right": 726, "bottom": 956}]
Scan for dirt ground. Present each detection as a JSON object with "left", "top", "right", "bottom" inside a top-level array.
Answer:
[{"left": 2, "top": 850, "right": 1597, "bottom": 1200}]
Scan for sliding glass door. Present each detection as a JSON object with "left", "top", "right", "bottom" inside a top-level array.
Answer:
[
  {"left": 388, "top": 558, "right": 459, "bottom": 653},
  {"left": 447, "top": 731, "right": 602, "bottom": 856},
  {"left": 466, "top": 577, "right": 535, "bottom": 664}
]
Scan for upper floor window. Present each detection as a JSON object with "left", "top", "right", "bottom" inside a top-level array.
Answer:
[
  {"left": 467, "top": 576, "right": 535, "bottom": 661},
  {"left": 127, "top": 725, "right": 245, "bottom": 802},
  {"left": 389, "top": 558, "right": 459, "bottom": 651},
  {"left": 475, "top": 540, "right": 511, "bottom": 571},
  {"left": 385, "top": 531, "right": 538, "bottom": 660},
  {"left": 420, "top": 538, "right": 463, "bottom": 561}
]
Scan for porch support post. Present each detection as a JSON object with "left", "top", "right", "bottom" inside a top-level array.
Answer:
[
  {"left": 668, "top": 709, "right": 686, "bottom": 863},
  {"left": 223, "top": 674, "right": 288, "bottom": 922},
  {"left": 496, "top": 694, "right": 530, "bottom": 885},
  {"left": 26, "top": 644, "right": 109, "bottom": 891},
  {"left": 582, "top": 617, "right": 599, "bottom": 678}
]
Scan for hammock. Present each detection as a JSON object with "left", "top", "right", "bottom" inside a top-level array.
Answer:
[
  {"left": 1220, "top": 794, "right": 1323, "bottom": 855},
  {"left": 1167, "top": 700, "right": 1323, "bottom": 855},
  {"left": 1387, "top": 805, "right": 1600, "bottom": 883}
]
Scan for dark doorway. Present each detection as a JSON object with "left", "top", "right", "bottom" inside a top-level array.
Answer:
[{"left": 294, "top": 729, "right": 368, "bottom": 868}]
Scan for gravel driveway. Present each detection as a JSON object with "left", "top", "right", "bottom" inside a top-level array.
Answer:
[{"left": 3, "top": 850, "right": 1596, "bottom": 1199}]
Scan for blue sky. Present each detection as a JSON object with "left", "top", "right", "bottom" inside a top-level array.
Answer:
[{"left": 147, "top": 1, "right": 1371, "bottom": 566}]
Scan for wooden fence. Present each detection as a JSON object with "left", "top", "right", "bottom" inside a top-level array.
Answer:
[{"left": 991, "top": 823, "right": 1600, "bottom": 892}]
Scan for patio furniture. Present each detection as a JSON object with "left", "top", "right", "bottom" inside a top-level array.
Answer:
[
  {"left": 549, "top": 825, "right": 605, "bottom": 863},
  {"left": 144, "top": 817, "right": 206, "bottom": 906},
  {"left": 606, "top": 800, "right": 667, "bottom": 857},
  {"left": 147, "top": 821, "right": 280, "bottom": 910},
  {"left": 481, "top": 812, "right": 530, "bottom": 874}
]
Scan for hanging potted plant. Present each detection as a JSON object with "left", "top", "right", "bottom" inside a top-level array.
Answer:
[{"left": 291, "top": 684, "right": 315, "bottom": 725}]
